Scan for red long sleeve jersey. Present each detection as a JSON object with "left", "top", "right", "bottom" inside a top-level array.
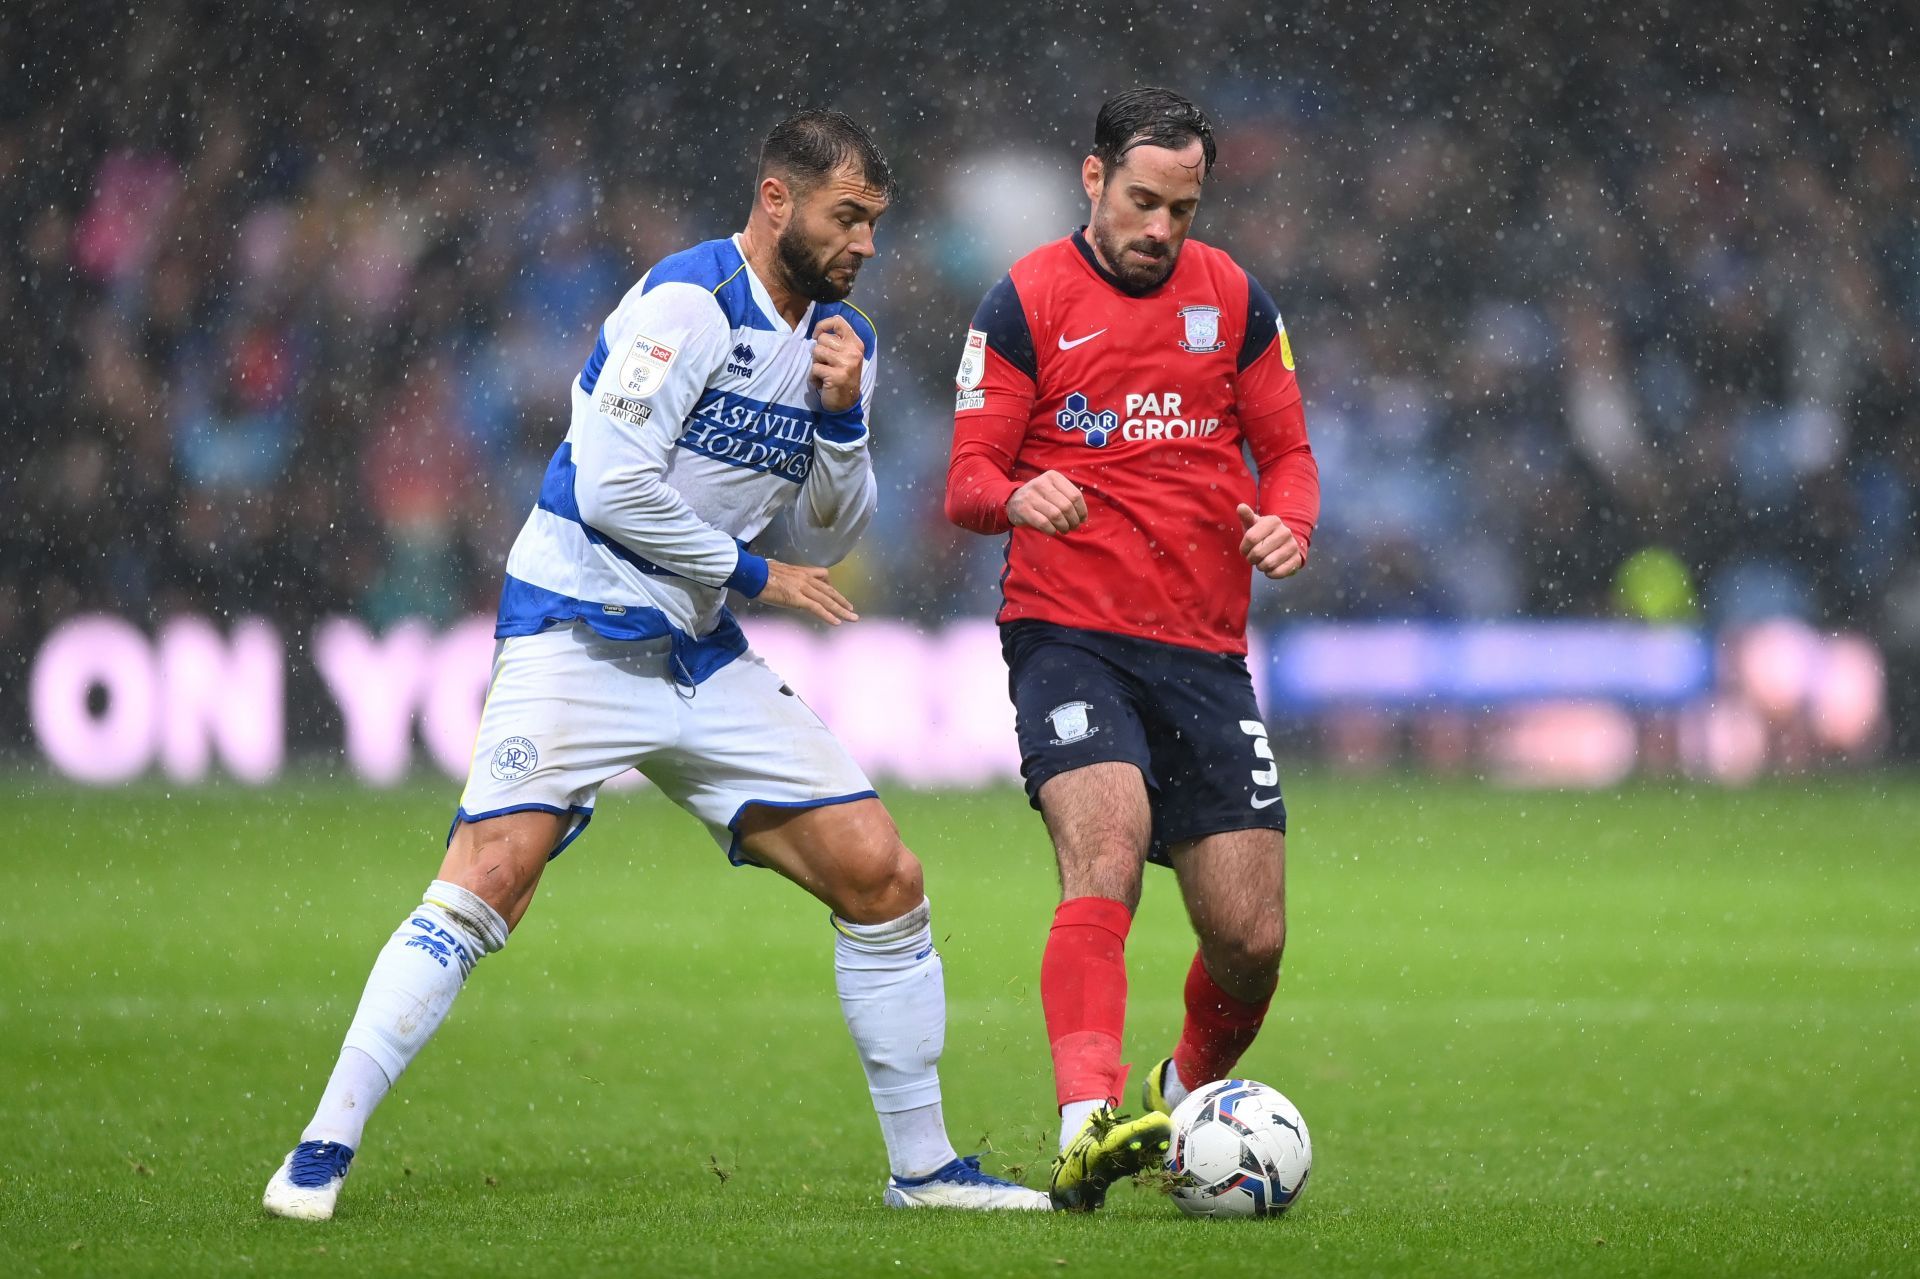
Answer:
[{"left": 945, "top": 230, "right": 1320, "bottom": 655}]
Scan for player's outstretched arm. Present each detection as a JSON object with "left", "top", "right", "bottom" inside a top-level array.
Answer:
[{"left": 756, "top": 559, "right": 859, "bottom": 625}]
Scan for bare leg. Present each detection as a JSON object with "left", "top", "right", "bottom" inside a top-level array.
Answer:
[
  {"left": 1037, "top": 761, "right": 1153, "bottom": 909},
  {"left": 734, "top": 797, "right": 923, "bottom": 923},
  {"left": 1163, "top": 826, "right": 1286, "bottom": 1095},
  {"left": 437, "top": 809, "right": 569, "bottom": 931},
  {"left": 1170, "top": 826, "right": 1287, "bottom": 1004}
]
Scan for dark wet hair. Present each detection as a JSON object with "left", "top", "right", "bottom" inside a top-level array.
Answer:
[
  {"left": 1091, "top": 87, "right": 1217, "bottom": 176},
  {"left": 758, "top": 109, "right": 893, "bottom": 198}
]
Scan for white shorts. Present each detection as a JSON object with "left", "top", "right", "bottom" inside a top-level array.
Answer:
[{"left": 455, "top": 622, "right": 876, "bottom": 863}]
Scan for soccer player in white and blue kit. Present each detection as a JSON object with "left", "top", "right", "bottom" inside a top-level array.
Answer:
[{"left": 263, "top": 111, "right": 1048, "bottom": 1218}]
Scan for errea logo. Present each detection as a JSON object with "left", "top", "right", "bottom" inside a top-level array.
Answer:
[
  {"left": 726, "top": 343, "right": 756, "bottom": 378},
  {"left": 1055, "top": 392, "right": 1120, "bottom": 448}
]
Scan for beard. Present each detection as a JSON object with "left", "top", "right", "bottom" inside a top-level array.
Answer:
[
  {"left": 1089, "top": 205, "right": 1178, "bottom": 293},
  {"left": 776, "top": 219, "right": 858, "bottom": 303}
]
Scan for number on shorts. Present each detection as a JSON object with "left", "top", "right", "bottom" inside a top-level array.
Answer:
[{"left": 1240, "top": 719, "right": 1278, "bottom": 787}]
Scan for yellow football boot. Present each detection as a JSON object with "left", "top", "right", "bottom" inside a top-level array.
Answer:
[{"left": 1048, "top": 1105, "right": 1174, "bottom": 1211}]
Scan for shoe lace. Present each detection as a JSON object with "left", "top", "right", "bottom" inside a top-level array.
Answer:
[
  {"left": 944, "top": 1155, "right": 1009, "bottom": 1186},
  {"left": 289, "top": 1141, "right": 351, "bottom": 1186}
]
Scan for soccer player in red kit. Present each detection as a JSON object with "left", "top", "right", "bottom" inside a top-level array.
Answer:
[{"left": 944, "top": 88, "right": 1320, "bottom": 1211}]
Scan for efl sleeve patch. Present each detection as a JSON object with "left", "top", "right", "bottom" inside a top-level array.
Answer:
[
  {"left": 617, "top": 334, "right": 679, "bottom": 398},
  {"left": 956, "top": 328, "right": 988, "bottom": 391},
  {"left": 953, "top": 278, "right": 1038, "bottom": 422}
]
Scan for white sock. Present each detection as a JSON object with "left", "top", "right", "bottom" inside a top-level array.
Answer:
[
  {"left": 302, "top": 880, "right": 508, "bottom": 1149},
  {"left": 833, "top": 898, "right": 959, "bottom": 1178},
  {"left": 300, "top": 1047, "right": 390, "bottom": 1148},
  {"left": 1162, "top": 1057, "right": 1191, "bottom": 1109},
  {"left": 877, "top": 1103, "right": 956, "bottom": 1181},
  {"left": 1059, "top": 1099, "right": 1102, "bottom": 1154}
]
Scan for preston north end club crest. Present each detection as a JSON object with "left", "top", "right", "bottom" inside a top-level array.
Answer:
[
  {"left": 1178, "top": 304, "right": 1224, "bottom": 353},
  {"left": 1047, "top": 700, "right": 1099, "bottom": 745}
]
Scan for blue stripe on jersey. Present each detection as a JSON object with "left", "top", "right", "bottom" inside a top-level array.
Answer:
[
  {"left": 494, "top": 574, "right": 749, "bottom": 684},
  {"left": 535, "top": 442, "right": 690, "bottom": 581},
  {"left": 536, "top": 441, "right": 587, "bottom": 524},
  {"left": 814, "top": 405, "right": 867, "bottom": 445},
  {"left": 677, "top": 388, "right": 815, "bottom": 484},
  {"left": 970, "top": 274, "right": 1036, "bottom": 380},
  {"left": 578, "top": 327, "right": 611, "bottom": 393},
  {"left": 1239, "top": 272, "right": 1281, "bottom": 373},
  {"left": 808, "top": 300, "right": 878, "bottom": 360},
  {"left": 641, "top": 238, "right": 778, "bottom": 333}
]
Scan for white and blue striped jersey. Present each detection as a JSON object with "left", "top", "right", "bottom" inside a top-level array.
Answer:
[{"left": 495, "top": 234, "right": 879, "bottom": 684}]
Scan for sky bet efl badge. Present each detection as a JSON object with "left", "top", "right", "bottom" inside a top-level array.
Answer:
[
  {"left": 1178, "top": 304, "right": 1224, "bottom": 353},
  {"left": 957, "top": 328, "right": 987, "bottom": 390},
  {"left": 619, "top": 333, "right": 677, "bottom": 397},
  {"left": 955, "top": 328, "right": 988, "bottom": 411}
]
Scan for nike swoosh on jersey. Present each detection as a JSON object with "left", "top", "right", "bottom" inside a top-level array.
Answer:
[
  {"left": 1251, "top": 793, "right": 1283, "bottom": 809},
  {"left": 1057, "top": 329, "right": 1107, "bottom": 350}
]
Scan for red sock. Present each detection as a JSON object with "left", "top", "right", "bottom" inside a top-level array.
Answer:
[
  {"left": 1172, "top": 951, "right": 1272, "bottom": 1091},
  {"left": 1041, "top": 896, "right": 1134, "bottom": 1108}
]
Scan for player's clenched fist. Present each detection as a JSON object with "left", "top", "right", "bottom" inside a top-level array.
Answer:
[
  {"left": 810, "top": 314, "right": 864, "bottom": 414},
  {"left": 1237, "top": 503, "right": 1304, "bottom": 579},
  {"left": 1007, "top": 470, "right": 1088, "bottom": 536},
  {"left": 758, "top": 559, "right": 860, "bottom": 625}
]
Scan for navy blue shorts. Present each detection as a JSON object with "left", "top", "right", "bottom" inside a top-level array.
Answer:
[{"left": 1002, "top": 620, "right": 1287, "bottom": 866}]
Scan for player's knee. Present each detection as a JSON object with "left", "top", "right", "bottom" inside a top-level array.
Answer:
[
  {"left": 1208, "top": 917, "right": 1286, "bottom": 982},
  {"left": 1058, "top": 844, "right": 1144, "bottom": 910},
  {"left": 440, "top": 814, "right": 557, "bottom": 921},
  {"left": 832, "top": 838, "right": 923, "bottom": 925}
]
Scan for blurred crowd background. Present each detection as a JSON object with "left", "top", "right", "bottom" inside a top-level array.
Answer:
[{"left": 4, "top": 0, "right": 1916, "bottom": 748}]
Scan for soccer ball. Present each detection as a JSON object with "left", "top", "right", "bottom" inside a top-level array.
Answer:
[{"left": 1166, "top": 1079, "right": 1311, "bottom": 1219}]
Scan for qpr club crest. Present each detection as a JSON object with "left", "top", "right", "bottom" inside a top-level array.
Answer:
[
  {"left": 1047, "top": 700, "right": 1099, "bottom": 745},
  {"left": 490, "top": 736, "right": 539, "bottom": 782},
  {"left": 1178, "top": 304, "right": 1225, "bottom": 354}
]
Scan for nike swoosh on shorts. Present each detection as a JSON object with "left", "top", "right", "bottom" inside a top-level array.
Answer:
[
  {"left": 1251, "top": 793, "right": 1283, "bottom": 809},
  {"left": 1058, "top": 330, "right": 1106, "bottom": 350}
]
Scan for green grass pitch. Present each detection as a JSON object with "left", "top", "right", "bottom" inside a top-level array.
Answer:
[{"left": 2, "top": 775, "right": 1916, "bottom": 1277}]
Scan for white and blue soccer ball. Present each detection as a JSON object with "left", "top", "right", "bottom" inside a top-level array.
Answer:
[{"left": 1166, "top": 1079, "right": 1311, "bottom": 1219}]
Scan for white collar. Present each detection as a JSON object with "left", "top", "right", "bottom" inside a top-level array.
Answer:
[{"left": 731, "top": 233, "right": 815, "bottom": 336}]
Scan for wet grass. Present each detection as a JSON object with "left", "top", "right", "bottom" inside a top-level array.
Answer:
[{"left": 2, "top": 775, "right": 1916, "bottom": 1276}]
